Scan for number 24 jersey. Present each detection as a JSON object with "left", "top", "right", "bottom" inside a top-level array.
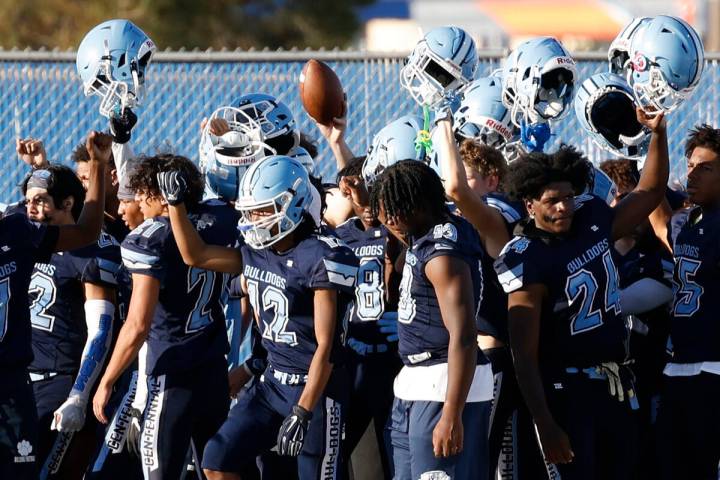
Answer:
[{"left": 494, "top": 195, "right": 628, "bottom": 370}]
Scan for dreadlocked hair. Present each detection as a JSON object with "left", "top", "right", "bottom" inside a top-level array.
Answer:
[
  {"left": 370, "top": 160, "right": 447, "bottom": 222},
  {"left": 336, "top": 156, "right": 365, "bottom": 184},
  {"left": 128, "top": 154, "right": 205, "bottom": 211},
  {"left": 504, "top": 145, "right": 593, "bottom": 201}
]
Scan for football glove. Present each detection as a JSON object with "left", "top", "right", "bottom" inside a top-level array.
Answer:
[
  {"left": 51, "top": 395, "right": 86, "bottom": 432},
  {"left": 378, "top": 317, "right": 399, "bottom": 342},
  {"left": 126, "top": 407, "right": 143, "bottom": 458},
  {"left": 520, "top": 120, "right": 551, "bottom": 153},
  {"left": 157, "top": 171, "right": 188, "bottom": 206},
  {"left": 277, "top": 404, "right": 313, "bottom": 456},
  {"left": 109, "top": 107, "right": 138, "bottom": 144}
]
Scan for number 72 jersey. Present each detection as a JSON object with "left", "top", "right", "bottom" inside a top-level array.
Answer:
[{"left": 494, "top": 196, "right": 629, "bottom": 370}]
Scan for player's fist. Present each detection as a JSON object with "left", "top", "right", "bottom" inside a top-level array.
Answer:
[
  {"left": 157, "top": 171, "right": 188, "bottom": 206},
  {"left": 16, "top": 137, "right": 49, "bottom": 169},
  {"left": 277, "top": 404, "right": 313, "bottom": 456},
  {"left": 536, "top": 419, "right": 574, "bottom": 465},
  {"left": 52, "top": 395, "right": 86, "bottom": 432},
  {"left": 201, "top": 117, "right": 231, "bottom": 136},
  {"left": 86, "top": 131, "right": 113, "bottom": 164},
  {"left": 109, "top": 107, "right": 138, "bottom": 144},
  {"left": 378, "top": 316, "right": 399, "bottom": 342},
  {"left": 636, "top": 107, "right": 666, "bottom": 133}
]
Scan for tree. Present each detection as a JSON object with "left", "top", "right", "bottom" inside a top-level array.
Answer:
[{"left": 0, "top": 0, "right": 375, "bottom": 50}]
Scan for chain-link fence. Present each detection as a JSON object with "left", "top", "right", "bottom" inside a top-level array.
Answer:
[{"left": 1, "top": 50, "right": 718, "bottom": 202}]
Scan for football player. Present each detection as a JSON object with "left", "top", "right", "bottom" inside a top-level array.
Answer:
[
  {"left": 0, "top": 131, "right": 110, "bottom": 480},
  {"left": 156, "top": 155, "right": 358, "bottom": 480},
  {"left": 648, "top": 125, "right": 720, "bottom": 479},
  {"left": 493, "top": 108, "right": 668, "bottom": 479},
  {"left": 334, "top": 155, "right": 403, "bottom": 477},
  {"left": 370, "top": 159, "right": 494, "bottom": 480},
  {"left": 91, "top": 154, "right": 238, "bottom": 480},
  {"left": 21, "top": 165, "right": 122, "bottom": 478}
]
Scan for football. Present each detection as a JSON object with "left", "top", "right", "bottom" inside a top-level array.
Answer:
[{"left": 299, "top": 59, "right": 344, "bottom": 126}]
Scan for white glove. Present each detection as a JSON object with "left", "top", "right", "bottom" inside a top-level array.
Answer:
[{"left": 51, "top": 395, "right": 86, "bottom": 432}]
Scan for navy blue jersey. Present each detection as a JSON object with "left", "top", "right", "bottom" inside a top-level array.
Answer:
[
  {"left": 616, "top": 242, "right": 674, "bottom": 291},
  {"left": 121, "top": 202, "right": 238, "bottom": 375},
  {"left": 668, "top": 207, "right": 720, "bottom": 362},
  {"left": 494, "top": 195, "right": 628, "bottom": 370},
  {"left": 240, "top": 234, "right": 358, "bottom": 375},
  {"left": 476, "top": 193, "right": 524, "bottom": 342},
  {"left": 0, "top": 213, "right": 59, "bottom": 370},
  {"left": 334, "top": 217, "right": 396, "bottom": 346},
  {"left": 398, "top": 214, "right": 485, "bottom": 367},
  {"left": 29, "top": 232, "right": 122, "bottom": 374}
]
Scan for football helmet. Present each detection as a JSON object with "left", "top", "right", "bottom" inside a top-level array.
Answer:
[
  {"left": 400, "top": 26, "right": 478, "bottom": 108},
  {"left": 362, "top": 115, "right": 429, "bottom": 185},
  {"left": 199, "top": 106, "right": 275, "bottom": 201},
  {"left": 453, "top": 75, "right": 514, "bottom": 148},
  {"left": 501, "top": 36, "right": 576, "bottom": 126},
  {"left": 627, "top": 15, "right": 704, "bottom": 113},
  {"left": 236, "top": 156, "right": 313, "bottom": 249},
  {"left": 76, "top": 19, "right": 155, "bottom": 118},
  {"left": 287, "top": 146, "right": 316, "bottom": 176},
  {"left": 608, "top": 17, "right": 650, "bottom": 76},
  {"left": 574, "top": 72, "right": 650, "bottom": 160},
  {"left": 231, "top": 93, "right": 299, "bottom": 154}
]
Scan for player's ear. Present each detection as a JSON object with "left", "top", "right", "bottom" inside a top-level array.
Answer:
[
  {"left": 63, "top": 197, "right": 74, "bottom": 213},
  {"left": 525, "top": 199, "right": 534, "bottom": 218}
]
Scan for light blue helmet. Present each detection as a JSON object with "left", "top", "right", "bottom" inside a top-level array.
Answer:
[
  {"left": 501, "top": 36, "right": 576, "bottom": 126},
  {"left": 199, "top": 105, "right": 275, "bottom": 201},
  {"left": 232, "top": 93, "right": 300, "bottom": 154},
  {"left": 574, "top": 72, "right": 650, "bottom": 160},
  {"left": 400, "top": 26, "right": 478, "bottom": 108},
  {"left": 608, "top": 17, "right": 650, "bottom": 75},
  {"left": 627, "top": 15, "right": 704, "bottom": 113},
  {"left": 236, "top": 155, "right": 312, "bottom": 249},
  {"left": 588, "top": 167, "right": 619, "bottom": 206},
  {"left": 287, "top": 146, "right": 316, "bottom": 176},
  {"left": 454, "top": 75, "right": 514, "bottom": 148},
  {"left": 76, "top": 19, "right": 155, "bottom": 118},
  {"left": 362, "top": 115, "right": 428, "bottom": 185}
]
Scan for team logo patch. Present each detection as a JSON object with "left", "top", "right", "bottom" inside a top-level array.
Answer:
[
  {"left": 433, "top": 223, "right": 457, "bottom": 242},
  {"left": 510, "top": 237, "right": 530, "bottom": 254},
  {"left": 632, "top": 52, "right": 648, "bottom": 72},
  {"left": 14, "top": 439, "right": 35, "bottom": 463}
]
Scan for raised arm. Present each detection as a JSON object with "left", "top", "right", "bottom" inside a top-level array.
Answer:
[
  {"left": 314, "top": 98, "right": 354, "bottom": 170},
  {"left": 55, "top": 132, "right": 111, "bottom": 252},
  {"left": 435, "top": 116, "right": 509, "bottom": 258},
  {"left": 157, "top": 171, "right": 243, "bottom": 274},
  {"left": 612, "top": 109, "right": 669, "bottom": 241},
  {"left": 426, "top": 254, "right": 478, "bottom": 458}
]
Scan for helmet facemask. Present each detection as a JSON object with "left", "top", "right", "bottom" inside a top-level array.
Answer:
[{"left": 400, "top": 41, "right": 470, "bottom": 108}]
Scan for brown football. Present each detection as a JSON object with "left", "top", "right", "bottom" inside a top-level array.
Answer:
[{"left": 299, "top": 59, "right": 344, "bottom": 126}]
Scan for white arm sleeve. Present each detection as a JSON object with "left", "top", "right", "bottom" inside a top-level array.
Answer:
[
  {"left": 131, "top": 342, "right": 149, "bottom": 412},
  {"left": 619, "top": 277, "right": 674, "bottom": 316},
  {"left": 112, "top": 142, "right": 135, "bottom": 188},
  {"left": 70, "top": 299, "right": 115, "bottom": 402}
]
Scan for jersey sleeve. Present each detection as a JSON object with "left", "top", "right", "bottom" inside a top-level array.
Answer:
[
  {"left": 8, "top": 213, "right": 59, "bottom": 263},
  {"left": 78, "top": 242, "right": 123, "bottom": 288},
  {"left": 308, "top": 241, "right": 359, "bottom": 292},
  {"left": 120, "top": 219, "right": 169, "bottom": 281},
  {"left": 493, "top": 237, "right": 544, "bottom": 294}
]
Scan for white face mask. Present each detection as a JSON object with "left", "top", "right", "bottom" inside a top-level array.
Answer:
[{"left": 536, "top": 83, "right": 568, "bottom": 119}]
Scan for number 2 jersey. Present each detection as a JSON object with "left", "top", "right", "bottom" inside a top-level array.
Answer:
[
  {"left": 398, "top": 214, "right": 488, "bottom": 367},
  {"left": 121, "top": 202, "right": 239, "bottom": 375},
  {"left": 494, "top": 195, "right": 628, "bottom": 371},
  {"left": 0, "top": 213, "right": 59, "bottom": 370},
  {"left": 29, "top": 232, "right": 122, "bottom": 374},
  {"left": 333, "top": 218, "right": 396, "bottom": 348},
  {"left": 667, "top": 207, "right": 720, "bottom": 363},
  {"left": 240, "top": 234, "right": 358, "bottom": 375}
]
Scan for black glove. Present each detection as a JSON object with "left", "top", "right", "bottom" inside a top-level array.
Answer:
[
  {"left": 277, "top": 404, "right": 313, "bottom": 456},
  {"left": 109, "top": 107, "right": 138, "bottom": 144},
  {"left": 157, "top": 171, "right": 188, "bottom": 206},
  {"left": 126, "top": 407, "right": 143, "bottom": 458}
]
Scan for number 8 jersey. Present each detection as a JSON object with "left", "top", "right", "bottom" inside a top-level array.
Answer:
[{"left": 494, "top": 195, "right": 628, "bottom": 371}]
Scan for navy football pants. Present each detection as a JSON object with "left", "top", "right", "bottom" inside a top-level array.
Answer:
[{"left": 0, "top": 370, "right": 38, "bottom": 480}]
